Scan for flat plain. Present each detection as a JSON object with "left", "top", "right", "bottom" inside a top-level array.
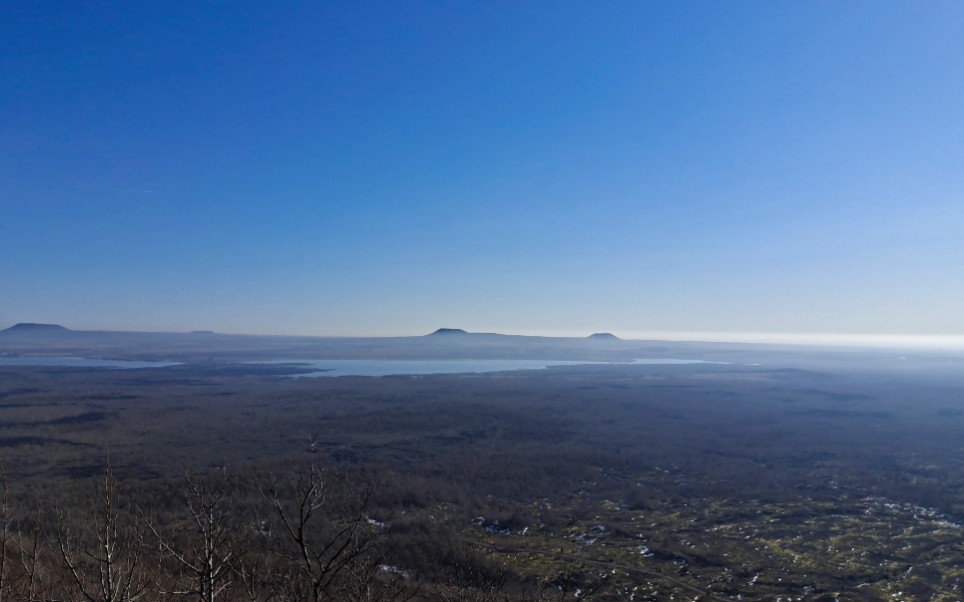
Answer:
[{"left": 1, "top": 339, "right": 963, "bottom": 600}]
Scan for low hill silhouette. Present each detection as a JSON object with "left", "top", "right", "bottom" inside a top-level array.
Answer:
[
  {"left": 427, "top": 328, "right": 469, "bottom": 336},
  {"left": 1, "top": 323, "right": 70, "bottom": 335},
  {"left": 587, "top": 332, "right": 621, "bottom": 342}
]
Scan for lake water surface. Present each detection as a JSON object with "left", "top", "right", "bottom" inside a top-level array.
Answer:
[
  {"left": 257, "top": 358, "right": 722, "bottom": 377},
  {"left": 0, "top": 357, "right": 722, "bottom": 375},
  {"left": 0, "top": 357, "right": 179, "bottom": 369}
]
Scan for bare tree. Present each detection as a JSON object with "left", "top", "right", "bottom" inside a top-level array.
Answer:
[
  {"left": 144, "top": 470, "right": 240, "bottom": 602},
  {"left": 56, "top": 459, "right": 151, "bottom": 602},
  {"left": 435, "top": 565, "right": 511, "bottom": 602},
  {"left": 339, "top": 546, "right": 419, "bottom": 602},
  {"left": 11, "top": 507, "right": 53, "bottom": 602},
  {"left": 0, "top": 469, "right": 11, "bottom": 602},
  {"left": 258, "top": 465, "right": 382, "bottom": 602},
  {"left": 234, "top": 548, "right": 282, "bottom": 602}
]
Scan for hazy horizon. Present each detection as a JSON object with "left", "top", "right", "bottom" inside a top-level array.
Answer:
[{"left": 4, "top": 320, "right": 964, "bottom": 351}]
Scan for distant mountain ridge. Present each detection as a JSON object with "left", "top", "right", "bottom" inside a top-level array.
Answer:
[
  {"left": 587, "top": 332, "right": 622, "bottom": 341},
  {"left": 0, "top": 322, "right": 782, "bottom": 364},
  {"left": 0, "top": 323, "right": 70, "bottom": 334},
  {"left": 0, "top": 324, "right": 624, "bottom": 342},
  {"left": 427, "top": 328, "right": 469, "bottom": 336}
]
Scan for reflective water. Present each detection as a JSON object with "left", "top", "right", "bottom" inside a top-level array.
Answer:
[
  {"left": 0, "top": 357, "right": 721, "bottom": 375},
  {"left": 0, "top": 357, "right": 179, "bottom": 369},
  {"left": 256, "top": 358, "right": 721, "bottom": 377}
]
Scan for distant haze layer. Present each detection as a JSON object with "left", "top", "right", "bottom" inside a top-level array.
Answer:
[
  {"left": 612, "top": 331, "right": 964, "bottom": 350},
  {"left": 3, "top": 322, "right": 963, "bottom": 351}
]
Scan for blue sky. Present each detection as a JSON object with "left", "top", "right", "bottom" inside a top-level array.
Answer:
[{"left": 2, "top": 1, "right": 963, "bottom": 340}]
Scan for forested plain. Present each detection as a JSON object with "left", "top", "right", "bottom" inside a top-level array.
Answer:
[{"left": 0, "top": 339, "right": 964, "bottom": 600}]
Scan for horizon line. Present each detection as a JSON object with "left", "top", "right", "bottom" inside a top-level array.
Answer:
[{"left": 4, "top": 323, "right": 964, "bottom": 350}]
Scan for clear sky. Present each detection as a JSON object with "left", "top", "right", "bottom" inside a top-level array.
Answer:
[{"left": 2, "top": 2, "right": 963, "bottom": 340}]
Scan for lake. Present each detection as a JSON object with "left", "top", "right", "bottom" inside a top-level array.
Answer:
[
  {"left": 254, "top": 358, "right": 723, "bottom": 377},
  {"left": 0, "top": 357, "right": 722, "bottom": 376},
  {"left": 0, "top": 357, "right": 179, "bottom": 369}
]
